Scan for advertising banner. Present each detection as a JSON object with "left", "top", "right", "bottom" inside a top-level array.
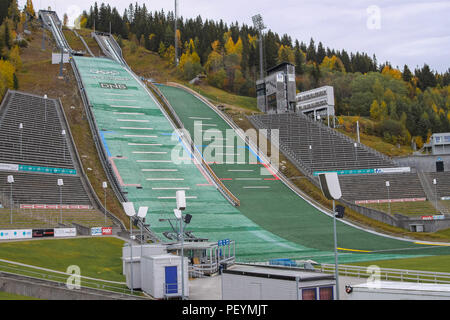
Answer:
[
  {"left": 20, "top": 204, "right": 92, "bottom": 210},
  {"left": 374, "top": 167, "right": 411, "bottom": 174},
  {"left": 0, "top": 229, "right": 32, "bottom": 240},
  {"left": 0, "top": 163, "right": 19, "bottom": 171},
  {"left": 91, "top": 227, "right": 102, "bottom": 236},
  {"left": 32, "top": 229, "right": 55, "bottom": 238},
  {"left": 102, "top": 227, "right": 113, "bottom": 235},
  {"left": 54, "top": 228, "right": 77, "bottom": 238}
]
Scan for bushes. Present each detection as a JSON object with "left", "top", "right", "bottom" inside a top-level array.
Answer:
[{"left": 375, "top": 119, "right": 410, "bottom": 145}]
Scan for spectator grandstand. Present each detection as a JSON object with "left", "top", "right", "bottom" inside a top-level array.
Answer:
[
  {"left": 249, "top": 112, "right": 428, "bottom": 205},
  {"left": 0, "top": 91, "right": 73, "bottom": 169},
  {"left": 249, "top": 112, "right": 394, "bottom": 174}
]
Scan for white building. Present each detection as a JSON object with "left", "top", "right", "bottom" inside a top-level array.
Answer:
[
  {"left": 296, "top": 86, "right": 335, "bottom": 122},
  {"left": 346, "top": 281, "right": 450, "bottom": 300}
]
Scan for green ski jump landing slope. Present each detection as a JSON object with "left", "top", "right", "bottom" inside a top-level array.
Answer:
[{"left": 157, "top": 84, "right": 450, "bottom": 263}]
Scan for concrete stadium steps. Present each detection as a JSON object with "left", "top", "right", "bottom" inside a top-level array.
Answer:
[
  {"left": 0, "top": 171, "right": 91, "bottom": 206},
  {"left": 339, "top": 173, "right": 426, "bottom": 202},
  {"left": 249, "top": 113, "right": 394, "bottom": 172},
  {"left": 0, "top": 208, "right": 114, "bottom": 228},
  {"left": 424, "top": 172, "right": 450, "bottom": 199},
  {"left": 0, "top": 91, "right": 74, "bottom": 169}
]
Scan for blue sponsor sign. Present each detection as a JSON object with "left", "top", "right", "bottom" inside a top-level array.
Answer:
[{"left": 218, "top": 239, "right": 230, "bottom": 246}]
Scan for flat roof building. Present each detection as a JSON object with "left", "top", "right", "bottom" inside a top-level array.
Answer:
[{"left": 425, "top": 133, "right": 450, "bottom": 155}]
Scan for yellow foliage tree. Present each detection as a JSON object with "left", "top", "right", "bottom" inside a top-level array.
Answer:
[
  {"left": 381, "top": 65, "right": 402, "bottom": 80},
  {"left": 25, "top": 0, "right": 35, "bottom": 18},
  {"left": 0, "top": 59, "right": 16, "bottom": 98},
  {"left": 277, "top": 45, "right": 295, "bottom": 65}
]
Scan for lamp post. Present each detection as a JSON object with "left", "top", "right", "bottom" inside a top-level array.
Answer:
[
  {"left": 175, "top": 190, "right": 187, "bottom": 300},
  {"left": 7, "top": 175, "right": 14, "bottom": 224},
  {"left": 137, "top": 206, "right": 149, "bottom": 257},
  {"left": 318, "top": 172, "right": 342, "bottom": 300},
  {"left": 354, "top": 143, "right": 358, "bottom": 162},
  {"left": 57, "top": 179, "right": 63, "bottom": 223},
  {"left": 44, "top": 94, "right": 47, "bottom": 122},
  {"left": 386, "top": 181, "right": 391, "bottom": 215},
  {"left": 102, "top": 182, "right": 107, "bottom": 224},
  {"left": 122, "top": 202, "right": 137, "bottom": 295},
  {"left": 62, "top": 130, "right": 66, "bottom": 162},
  {"left": 433, "top": 179, "right": 438, "bottom": 214}
]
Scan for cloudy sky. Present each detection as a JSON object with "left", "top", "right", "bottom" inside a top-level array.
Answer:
[{"left": 22, "top": 0, "right": 450, "bottom": 73}]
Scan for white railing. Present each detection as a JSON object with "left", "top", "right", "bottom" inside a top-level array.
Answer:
[{"left": 238, "top": 261, "right": 450, "bottom": 284}]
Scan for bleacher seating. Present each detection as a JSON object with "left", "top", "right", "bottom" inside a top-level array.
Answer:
[
  {"left": 249, "top": 113, "right": 394, "bottom": 173},
  {"left": 0, "top": 91, "right": 73, "bottom": 169},
  {"left": 0, "top": 209, "right": 115, "bottom": 229},
  {"left": 339, "top": 173, "right": 426, "bottom": 201},
  {"left": 424, "top": 172, "right": 450, "bottom": 198}
]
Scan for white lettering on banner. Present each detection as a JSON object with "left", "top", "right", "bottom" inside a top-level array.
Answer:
[
  {"left": 54, "top": 228, "right": 77, "bottom": 238},
  {"left": 355, "top": 198, "right": 426, "bottom": 205},
  {"left": 374, "top": 167, "right": 411, "bottom": 174},
  {"left": 0, "top": 163, "right": 19, "bottom": 171},
  {"left": 102, "top": 227, "right": 113, "bottom": 235},
  {"left": 0, "top": 229, "right": 32, "bottom": 240}
]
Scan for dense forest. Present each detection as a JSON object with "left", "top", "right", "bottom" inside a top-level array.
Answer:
[{"left": 0, "top": 0, "right": 29, "bottom": 100}]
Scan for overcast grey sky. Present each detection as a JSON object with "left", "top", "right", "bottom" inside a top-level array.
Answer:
[{"left": 23, "top": 0, "right": 450, "bottom": 73}]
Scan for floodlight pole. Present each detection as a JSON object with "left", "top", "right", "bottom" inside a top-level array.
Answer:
[
  {"left": 333, "top": 199, "right": 340, "bottom": 300},
  {"left": 9, "top": 179, "right": 13, "bottom": 224},
  {"left": 180, "top": 215, "right": 185, "bottom": 299}
]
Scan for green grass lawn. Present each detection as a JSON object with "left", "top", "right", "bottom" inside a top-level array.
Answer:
[{"left": 0, "top": 237, "right": 125, "bottom": 282}]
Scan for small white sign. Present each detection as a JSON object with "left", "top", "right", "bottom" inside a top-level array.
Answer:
[
  {"left": 52, "top": 52, "right": 70, "bottom": 64},
  {"left": 0, "top": 163, "right": 19, "bottom": 171}
]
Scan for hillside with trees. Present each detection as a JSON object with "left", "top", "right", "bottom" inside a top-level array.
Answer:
[{"left": 79, "top": 2, "right": 449, "bottom": 150}]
